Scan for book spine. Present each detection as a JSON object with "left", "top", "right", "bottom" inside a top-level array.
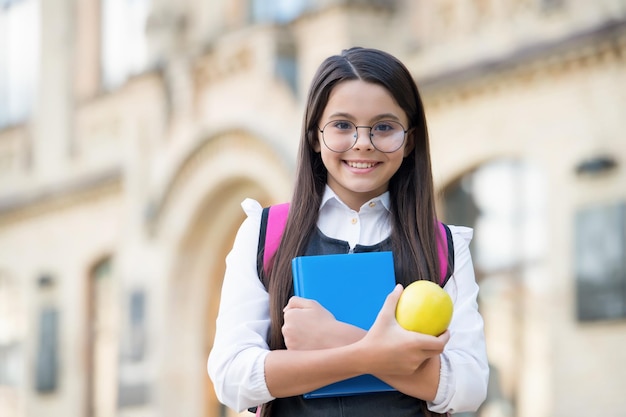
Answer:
[{"left": 291, "top": 258, "right": 302, "bottom": 296}]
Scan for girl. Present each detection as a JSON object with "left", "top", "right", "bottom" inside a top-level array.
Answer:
[{"left": 208, "top": 47, "right": 489, "bottom": 417}]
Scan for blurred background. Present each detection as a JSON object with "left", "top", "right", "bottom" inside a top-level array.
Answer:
[{"left": 1, "top": 0, "right": 626, "bottom": 416}]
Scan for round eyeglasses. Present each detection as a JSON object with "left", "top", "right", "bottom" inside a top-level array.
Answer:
[{"left": 319, "top": 120, "right": 408, "bottom": 153}]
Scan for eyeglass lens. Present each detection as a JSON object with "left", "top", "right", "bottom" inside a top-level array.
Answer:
[{"left": 321, "top": 120, "right": 406, "bottom": 153}]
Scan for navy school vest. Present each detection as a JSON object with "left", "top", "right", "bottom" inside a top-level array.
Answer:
[
  {"left": 268, "top": 229, "right": 428, "bottom": 417},
  {"left": 254, "top": 205, "right": 454, "bottom": 417}
]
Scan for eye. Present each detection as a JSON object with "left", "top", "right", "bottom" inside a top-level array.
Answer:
[
  {"left": 373, "top": 121, "right": 406, "bottom": 138},
  {"left": 331, "top": 120, "right": 354, "bottom": 131},
  {"left": 373, "top": 121, "right": 399, "bottom": 133}
]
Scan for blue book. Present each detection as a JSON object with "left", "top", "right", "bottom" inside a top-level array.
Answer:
[{"left": 291, "top": 251, "right": 397, "bottom": 399}]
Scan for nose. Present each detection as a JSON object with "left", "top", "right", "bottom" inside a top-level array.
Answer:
[{"left": 353, "top": 126, "right": 374, "bottom": 150}]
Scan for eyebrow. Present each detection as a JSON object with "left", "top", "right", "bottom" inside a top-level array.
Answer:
[{"left": 327, "top": 112, "right": 403, "bottom": 123}]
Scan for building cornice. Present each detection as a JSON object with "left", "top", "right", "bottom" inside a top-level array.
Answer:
[
  {"left": 418, "top": 19, "right": 626, "bottom": 102},
  {"left": 0, "top": 166, "right": 122, "bottom": 226}
]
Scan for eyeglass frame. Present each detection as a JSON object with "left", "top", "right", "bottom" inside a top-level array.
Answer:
[{"left": 318, "top": 119, "right": 409, "bottom": 153}]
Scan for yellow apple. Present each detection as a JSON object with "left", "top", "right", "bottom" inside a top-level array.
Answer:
[{"left": 395, "top": 280, "right": 453, "bottom": 336}]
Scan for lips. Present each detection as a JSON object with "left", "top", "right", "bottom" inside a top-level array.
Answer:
[{"left": 345, "top": 161, "right": 378, "bottom": 169}]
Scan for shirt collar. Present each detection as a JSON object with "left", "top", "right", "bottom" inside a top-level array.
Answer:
[{"left": 320, "top": 185, "right": 391, "bottom": 213}]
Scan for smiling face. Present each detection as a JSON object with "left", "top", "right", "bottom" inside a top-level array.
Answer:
[{"left": 314, "top": 80, "right": 413, "bottom": 211}]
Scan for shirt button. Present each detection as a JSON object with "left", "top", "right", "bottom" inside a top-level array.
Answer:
[
  {"left": 351, "top": 218, "right": 358, "bottom": 225},
  {"left": 369, "top": 202, "right": 376, "bottom": 208}
]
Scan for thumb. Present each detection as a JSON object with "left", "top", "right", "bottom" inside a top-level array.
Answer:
[{"left": 377, "top": 283, "right": 403, "bottom": 320}]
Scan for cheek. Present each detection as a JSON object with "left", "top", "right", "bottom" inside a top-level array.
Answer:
[
  {"left": 393, "top": 156, "right": 405, "bottom": 171},
  {"left": 390, "top": 151, "right": 407, "bottom": 171}
]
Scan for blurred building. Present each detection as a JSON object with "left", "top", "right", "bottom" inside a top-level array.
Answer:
[{"left": 1, "top": 1, "right": 626, "bottom": 417}]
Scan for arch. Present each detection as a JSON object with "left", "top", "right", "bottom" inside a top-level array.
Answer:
[
  {"left": 151, "top": 130, "right": 291, "bottom": 240},
  {"left": 440, "top": 157, "right": 547, "bottom": 275},
  {"left": 440, "top": 157, "right": 548, "bottom": 417},
  {"left": 155, "top": 130, "right": 292, "bottom": 417}
]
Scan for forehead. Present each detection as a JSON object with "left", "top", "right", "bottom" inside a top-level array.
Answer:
[{"left": 323, "top": 80, "right": 407, "bottom": 123}]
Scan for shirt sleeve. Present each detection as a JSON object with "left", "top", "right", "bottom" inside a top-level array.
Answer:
[
  {"left": 207, "top": 198, "right": 276, "bottom": 412},
  {"left": 427, "top": 226, "right": 490, "bottom": 414}
]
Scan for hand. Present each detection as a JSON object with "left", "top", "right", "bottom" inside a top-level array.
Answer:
[
  {"left": 282, "top": 296, "right": 364, "bottom": 350},
  {"left": 358, "top": 284, "right": 450, "bottom": 376}
]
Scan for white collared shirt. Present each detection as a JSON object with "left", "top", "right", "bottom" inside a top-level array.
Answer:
[
  {"left": 208, "top": 186, "right": 489, "bottom": 414},
  {"left": 317, "top": 186, "right": 392, "bottom": 250}
]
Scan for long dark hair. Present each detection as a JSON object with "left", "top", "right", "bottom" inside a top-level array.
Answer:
[{"left": 262, "top": 47, "right": 443, "bottom": 416}]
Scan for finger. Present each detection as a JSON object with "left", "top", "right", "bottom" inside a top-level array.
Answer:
[
  {"left": 377, "top": 284, "right": 403, "bottom": 319},
  {"left": 410, "top": 332, "right": 448, "bottom": 351},
  {"left": 284, "top": 296, "right": 317, "bottom": 311},
  {"left": 437, "top": 330, "right": 451, "bottom": 344},
  {"left": 283, "top": 296, "right": 296, "bottom": 311}
]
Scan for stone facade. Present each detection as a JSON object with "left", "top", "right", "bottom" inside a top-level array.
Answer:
[{"left": 1, "top": 1, "right": 625, "bottom": 417}]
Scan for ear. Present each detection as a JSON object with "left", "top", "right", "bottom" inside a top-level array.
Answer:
[{"left": 313, "top": 133, "right": 322, "bottom": 153}]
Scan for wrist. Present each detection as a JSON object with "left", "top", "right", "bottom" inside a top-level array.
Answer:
[
  {"left": 328, "top": 323, "right": 366, "bottom": 348},
  {"left": 348, "top": 336, "right": 374, "bottom": 376}
]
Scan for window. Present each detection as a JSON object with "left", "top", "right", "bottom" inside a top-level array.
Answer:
[
  {"left": 0, "top": 274, "right": 22, "bottom": 386},
  {"left": 126, "top": 290, "right": 146, "bottom": 361},
  {"left": 575, "top": 202, "right": 626, "bottom": 321},
  {"left": 250, "top": 0, "right": 310, "bottom": 23},
  {"left": 445, "top": 160, "right": 546, "bottom": 274},
  {"left": 0, "top": 0, "right": 40, "bottom": 128},
  {"left": 540, "top": 0, "right": 564, "bottom": 12},
  {"left": 35, "top": 307, "right": 58, "bottom": 392},
  {"left": 0, "top": 273, "right": 24, "bottom": 416},
  {"left": 101, "top": 0, "right": 150, "bottom": 89},
  {"left": 118, "top": 289, "right": 148, "bottom": 408},
  {"left": 275, "top": 41, "right": 298, "bottom": 95},
  {"left": 86, "top": 258, "right": 117, "bottom": 416}
]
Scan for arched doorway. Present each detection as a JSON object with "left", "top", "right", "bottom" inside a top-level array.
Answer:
[
  {"left": 154, "top": 131, "right": 292, "bottom": 417},
  {"left": 441, "top": 158, "right": 546, "bottom": 417}
]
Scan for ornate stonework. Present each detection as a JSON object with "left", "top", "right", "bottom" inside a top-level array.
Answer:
[{"left": 1, "top": 2, "right": 625, "bottom": 417}]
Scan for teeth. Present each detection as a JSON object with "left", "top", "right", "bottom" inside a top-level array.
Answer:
[{"left": 347, "top": 161, "right": 376, "bottom": 169}]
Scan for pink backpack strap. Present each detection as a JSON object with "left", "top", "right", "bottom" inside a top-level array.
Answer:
[
  {"left": 437, "top": 222, "right": 454, "bottom": 286},
  {"left": 257, "top": 203, "right": 454, "bottom": 287},
  {"left": 260, "top": 203, "right": 290, "bottom": 274}
]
